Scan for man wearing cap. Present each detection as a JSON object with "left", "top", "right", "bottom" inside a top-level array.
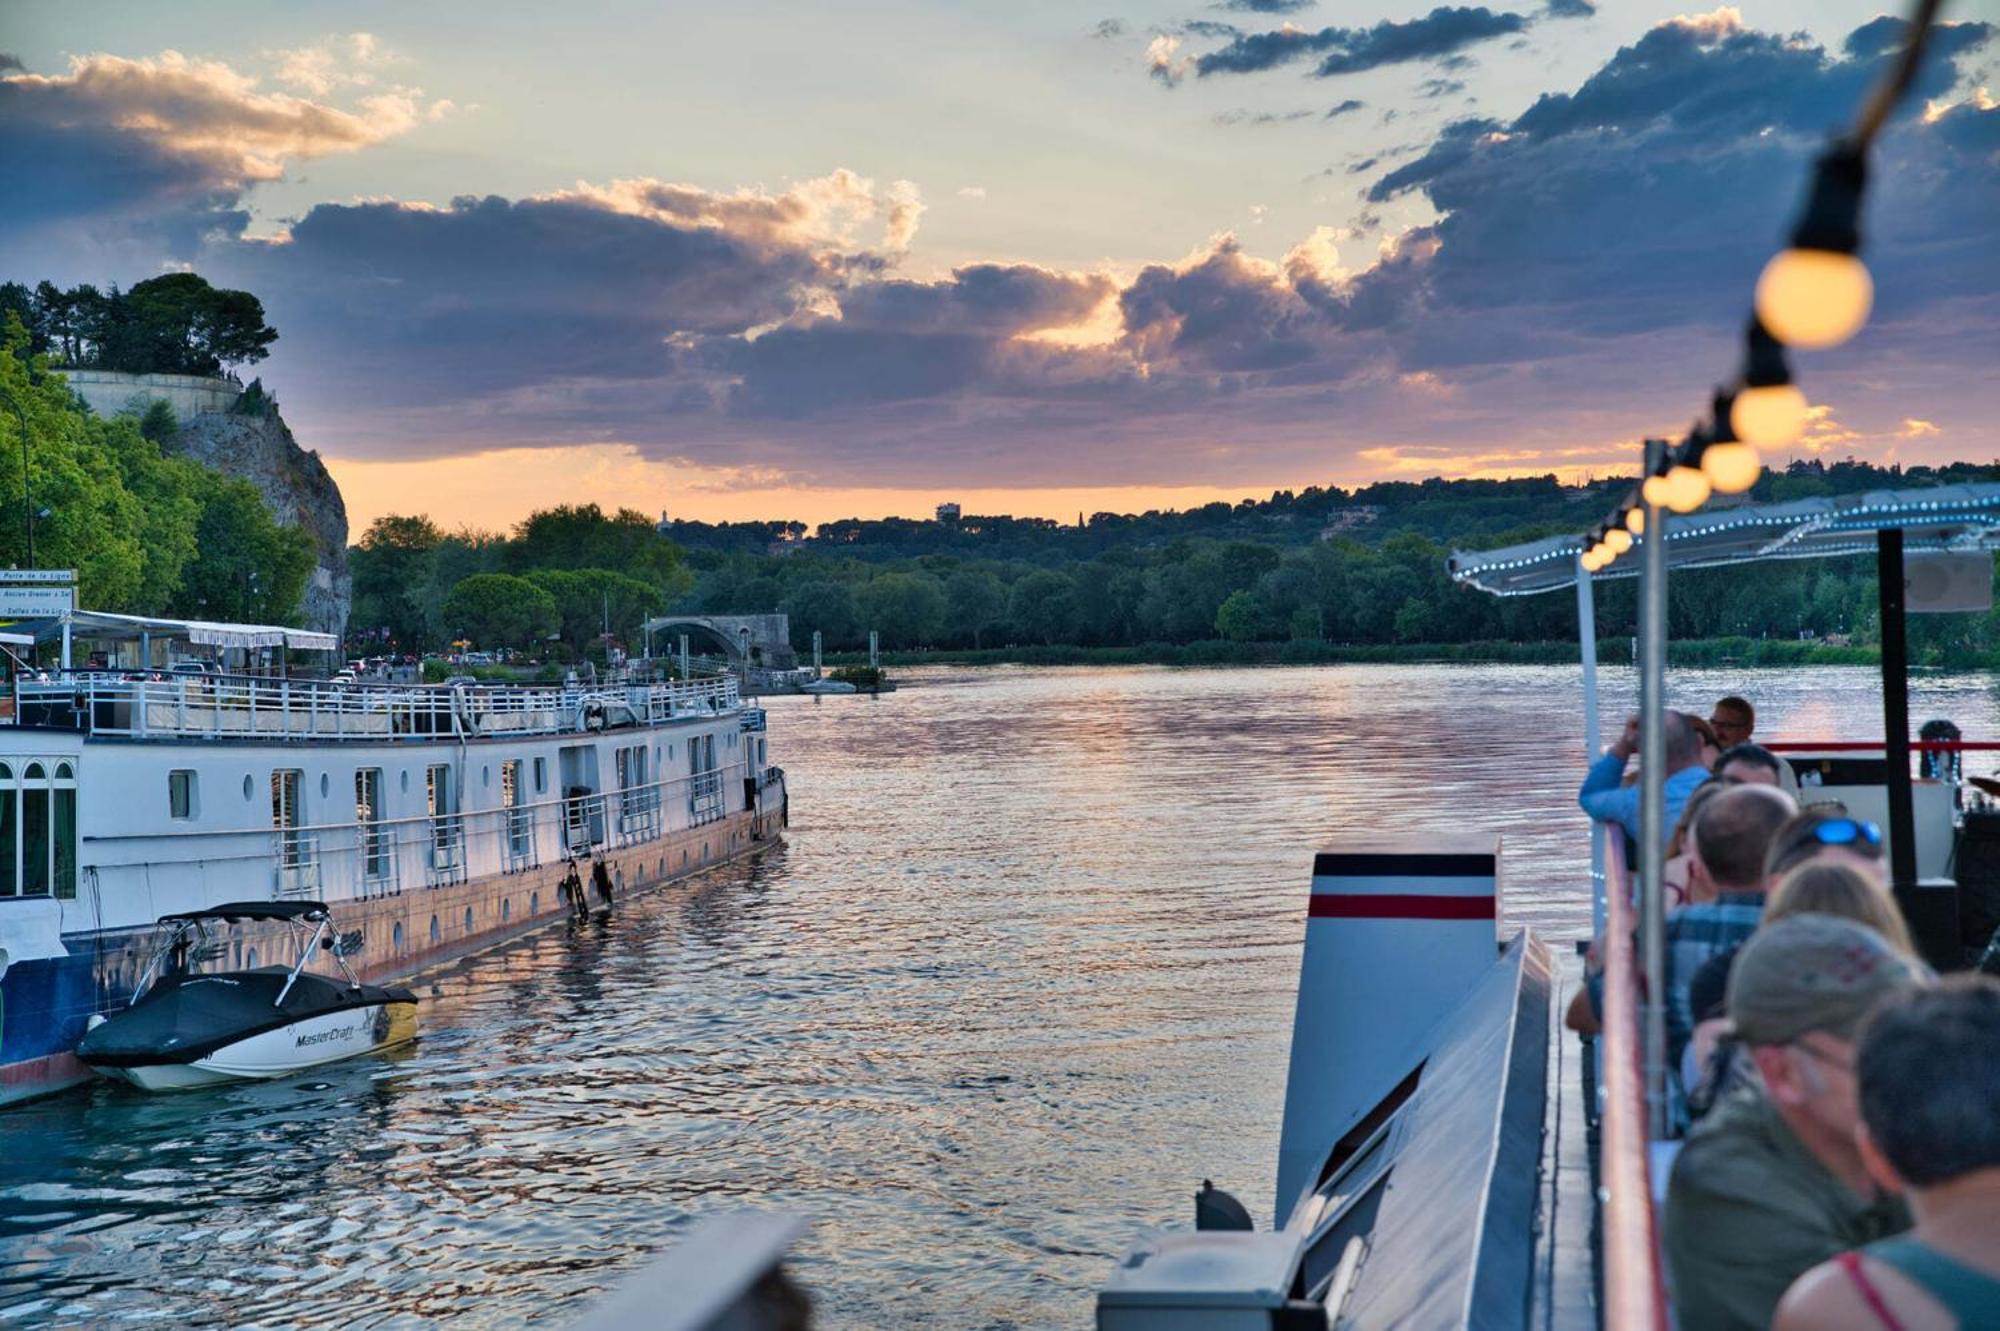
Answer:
[{"left": 1664, "top": 915, "right": 1929, "bottom": 1331}]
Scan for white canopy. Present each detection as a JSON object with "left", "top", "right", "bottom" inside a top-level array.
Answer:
[
  {"left": 7, "top": 609, "right": 338, "bottom": 652},
  {"left": 1448, "top": 482, "right": 2000, "bottom": 598}
]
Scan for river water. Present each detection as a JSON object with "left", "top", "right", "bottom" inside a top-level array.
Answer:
[{"left": 4, "top": 663, "right": 1998, "bottom": 1329}]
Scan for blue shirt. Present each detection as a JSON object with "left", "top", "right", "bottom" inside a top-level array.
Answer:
[
  {"left": 1663, "top": 891, "right": 1765, "bottom": 1066},
  {"left": 1578, "top": 752, "right": 1709, "bottom": 848}
]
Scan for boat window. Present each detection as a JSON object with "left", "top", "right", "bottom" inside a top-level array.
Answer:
[
  {"left": 242, "top": 773, "right": 253, "bottom": 801},
  {"left": 0, "top": 763, "right": 10, "bottom": 781},
  {"left": 169, "top": 770, "right": 197, "bottom": 820},
  {"left": 0, "top": 781, "right": 14, "bottom": 898},
  {"left": 429, "top": 914, "right": 440, "bottom": 944},
  {"left": 55, "top": 763, "right": 71, "bottom": 780},
  {"left": 356, "top": 769, "right": 388, "bottom": 881},
  {"left": 21, "top": 783, "right": 49, "bottom": 896},
  {"left": 53, "top": 787, "right": 74, "bottom": 899},
  {"left": 24, "top": 763, "right": 43, "bottom": 780},
  {"left": 463, "top": 906, "right": 474, "bottom": 934},
  {"left": 532, "top": 756, "right": 547, "bottom": 793}
]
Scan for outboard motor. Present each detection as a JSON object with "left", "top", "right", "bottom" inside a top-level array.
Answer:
[{"left": 1195, "top": 1180, "right": 1254, "bottom": 1232}]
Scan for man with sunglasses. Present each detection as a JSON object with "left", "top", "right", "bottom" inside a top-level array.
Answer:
[{"left": 1665, "top": 915, "right": 1928, "bottom": 1331}]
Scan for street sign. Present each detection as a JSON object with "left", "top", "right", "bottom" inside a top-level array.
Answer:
[{"left": 0, "top": 570, "right": 75, "bottom": 619}]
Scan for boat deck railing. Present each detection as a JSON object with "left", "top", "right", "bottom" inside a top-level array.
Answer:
[
  {"left": 8, "top": 670, "right": 741, "bottom": 742},
  {"left": 1596, "top": 825, "right": 1671, "bottom": 1330}
]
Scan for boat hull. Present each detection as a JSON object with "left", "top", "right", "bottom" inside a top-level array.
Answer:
[{"left": 91, "top": 1000, "right": 419, "bottom": 1091}]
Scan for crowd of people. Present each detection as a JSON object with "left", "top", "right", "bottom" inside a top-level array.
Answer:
[{"left": 1573, "top": 696, "right": 2000, "bottom": 1330}]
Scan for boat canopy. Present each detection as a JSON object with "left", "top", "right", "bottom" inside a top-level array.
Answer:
[
  {"left": 159, "top": 901, "right": 330, "bottom": 924},
  {"left": 1448, "top": 481, "right": 2000, "bottom": 598},
  {"left": 4, "top": 609, "right": 338, "bottom": 653}
]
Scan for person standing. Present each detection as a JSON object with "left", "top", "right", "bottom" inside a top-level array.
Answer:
[{"left": 1580, "top": 710, "right": 1711, "bottom": 848}]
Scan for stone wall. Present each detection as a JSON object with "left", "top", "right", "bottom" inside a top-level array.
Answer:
[{"left": 56, "top": 368, "right": 242, "bottom": 419}]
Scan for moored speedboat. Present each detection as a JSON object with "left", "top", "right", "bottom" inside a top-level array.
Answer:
[{"left": 77, "top": 901, "right": 417, "bottom": 1091}]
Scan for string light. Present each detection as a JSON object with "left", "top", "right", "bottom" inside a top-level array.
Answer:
[
  {"left": 1755, "top": 143, "right": 1872, "bottom": 349},
  {"left": 1642, "top": 474, "right": 1673, "bottom": 509},
  {"left": 1732, "top": 321, "right": 1809, "bottom": 449},
  {"left": 1625, "top": 507, "right": 1646, "bottom": 535},
  {"left": 1701, "top": 392, "right": 1763, "bottom": 494},
  {"left": 1663, "top": 460, "right": 1712, "bottom": 514}
]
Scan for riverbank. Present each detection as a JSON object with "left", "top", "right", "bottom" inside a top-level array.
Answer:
[{"left": 831, "top": 636, "right": 1895, "bottom": 670}]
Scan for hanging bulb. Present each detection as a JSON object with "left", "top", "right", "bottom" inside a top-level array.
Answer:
[
  {"left": 1755, "top": 142, "right": 1872, "bottom": 349},
  {"left": 1624, "top": 507, "right": 1646, "bottom": 535},
  {"left": 1756, "top": 250, "right": 1873, "bottom": 350},
  {"left": 1604, "top": 527, "right": 1633, "bottom": 555},
  {"left": 1663, "top": 464, "right": 1711, "bottom": 514},
  {"left": 1732, "top": 383, "right": 1809, "bottom": 449},
  {"left": 1701, "top": 440, "right": 1762, "bottom": 494},
  {"left": 1642, "top": 474, "right": 1673, "bottom": 509},
  {"left": 1580, "top": 548, "right": 1601, "bottom": 573}
]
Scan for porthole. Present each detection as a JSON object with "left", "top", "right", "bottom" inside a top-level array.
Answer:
[
  {"left": 463, "top": 907, "right": 474, "bottom": 934},
  {"left": 400, "top": 770, "right": 410, "bottom": 793},
  {"left": 429, "top": 915, "right": 440, "bottom": 944},
  {"left": 243, "top": 774, "right": 254, "bottom": 801},
  {"left": 502, "top": 898, "right": 511, "bottom": 922},
  {"left": 319, "top": 773, "right": 330, "bottom": 799},
  {"left": 393, "top": 921, "right": 405, "bottom": 949}
]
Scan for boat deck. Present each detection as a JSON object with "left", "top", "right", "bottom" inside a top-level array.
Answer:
[{"left": 1530, "top": 944, "right": 1600, "bottom": 1331}]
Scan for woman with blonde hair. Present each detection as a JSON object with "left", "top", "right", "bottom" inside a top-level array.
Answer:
[{"left": 1682, "top": 859, "right": 1919, "bottom": 1114}]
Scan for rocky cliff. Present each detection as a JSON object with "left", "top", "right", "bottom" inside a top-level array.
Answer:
[{"left": 170, "top": 403, "right": 351, "bottom": 640}]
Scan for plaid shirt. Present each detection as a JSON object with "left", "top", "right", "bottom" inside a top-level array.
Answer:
[{"left": 1664, "top": 892, "right": 1765, "bottom": 1065}]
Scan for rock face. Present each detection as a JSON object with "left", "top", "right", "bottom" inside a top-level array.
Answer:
[{"left": 170, "top": 405, "right": 351, "bottom": 641}]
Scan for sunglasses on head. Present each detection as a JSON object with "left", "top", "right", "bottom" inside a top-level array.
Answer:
[{"left": 1810, "top": 817, "right": 1883, "bottom": 848}]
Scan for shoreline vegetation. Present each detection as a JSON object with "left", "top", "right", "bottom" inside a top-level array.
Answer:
[{"left": 830, "top": 636, "right": 1904, "bottom": 671}]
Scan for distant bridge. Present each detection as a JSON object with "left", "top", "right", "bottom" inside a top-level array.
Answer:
[{"left": 642, "top": 614, "right": 795, "bottom": 671}]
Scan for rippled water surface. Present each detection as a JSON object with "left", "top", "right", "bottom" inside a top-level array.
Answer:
[{"left": 6, "top": 663, "right": 2000, "bottom": 1328}]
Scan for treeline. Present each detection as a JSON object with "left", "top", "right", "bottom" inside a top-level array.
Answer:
[
  {"left": 1, "top": 273, "right": 278, "bottom": 378},
  {"left": 366, "top": 459, "right": 2000, "bottom": 667},
  {"left": 348, "top": 507, "right": 694, "bottom": 656},
  {"left": 0, "top": 317, "right": 313, "bottom": 621}
]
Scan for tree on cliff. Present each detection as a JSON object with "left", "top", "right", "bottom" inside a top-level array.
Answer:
[{"left": 2, "top": 273, "right": 276, "bottom": 376}]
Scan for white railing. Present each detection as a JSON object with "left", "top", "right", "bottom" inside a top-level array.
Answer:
[
  {"left": 274, "top": 830, "right": 322, "bottom": 898},
  {"left": 12, "top": 671, "right": 740, "bottom": 743}
]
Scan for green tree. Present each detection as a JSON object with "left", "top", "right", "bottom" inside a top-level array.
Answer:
[
  {"left": 442, "top": 573, "right": 559, "bottom": 648},
  {"left": 524, "top": 567, "right": 663, "bottom": 651},
  {"left": 1215, "top": 589, "right": 1266, "bottom": 642},
  {"left": 351, "top": 514, "right": 444, "bottom": 649},
  {"left": 858, "top": 572, "right": 946, "bottom": 648},
  {"left": 170, "top": 476, "right": 314, "bottom": 623},
  {"left": 137, "top": 398, "right": 177, "bottom": 444},
  {"left": 508, "top": 502, "right": 693, "bottom": 598},
  {"left": 945, "top": 569, "right": 1005, "bottom": 647},
  {"left": 782, "top": 579, "right": 860, "bottom": 650},
  {"left": 1008, "top": 569, "right": 1077, "bottom": 645}
]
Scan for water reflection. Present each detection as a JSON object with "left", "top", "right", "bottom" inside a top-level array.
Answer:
[{"left": 4, "top": 663, "right": 1999, "bottom": 1328}]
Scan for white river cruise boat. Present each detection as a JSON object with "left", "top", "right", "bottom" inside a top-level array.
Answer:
[{"left": 0, "top": 609, "right": 786, "bottom": 1104}]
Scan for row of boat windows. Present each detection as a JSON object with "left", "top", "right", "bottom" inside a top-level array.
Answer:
[
  {"left": 0, "top": 760, "right": 79, "bottom": 899},
  {"left": 162, "top": 733, "right": 744, "bottom": 826}
]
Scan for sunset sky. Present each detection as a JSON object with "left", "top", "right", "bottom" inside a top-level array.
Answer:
[{"left": 4, "top": 2, "right": 1997, "bottom": 533}]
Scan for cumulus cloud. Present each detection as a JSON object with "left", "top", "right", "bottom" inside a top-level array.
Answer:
[
  {"left": 1194, "top": 6, "right": 1530, "bottom": 79},
  {"left": 1146, "top": 34, "right": 1191, "bottom": 86},
  {"left": 0, "top": 48, "right": 445, "bottom": 260},
  {"left": 266, "top": 32, "right": 402, "bottom": 96}
]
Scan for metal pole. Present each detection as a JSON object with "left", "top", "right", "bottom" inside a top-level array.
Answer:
[
  {"left": 1637, "top": 438, "right": 1669, "bottom": 1141},
  {"left": 1578, "top": 552, "right": 1605, "bottom": 938},
  {"left": 1877, "top": 529, "right": 1917, "bottom": 891},
  {"left": 679, "top": 633, "right": 689, "bottom": 680},
  {"left": 869, "top": 630, "right": 879, "bottom": 670},
  {"left": 812, "top": 629, "right": 823, "bottom": 676}
]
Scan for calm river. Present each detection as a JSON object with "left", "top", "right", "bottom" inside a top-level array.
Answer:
[{"left": 5, "top": 663, "right": 1998, "bottom": 1328}]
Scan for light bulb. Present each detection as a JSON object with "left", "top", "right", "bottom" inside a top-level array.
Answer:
[
  {"left": 1732, "top": 383, "right": 1809, "bottom": 450},
  {"left": 1624, "top": 508, "right": 1646, "bottom": 536},
  {"left": 1579, "top": 549, "right": 1600, "bottom": 573},
  {"left": 1642, "top": 474, "right": 1673, "bottom": 509},
  {"left": 1755, "top": 248, "right": 1873, "bottom": 350},
  {"left": 1605, "top": 528, "right": 1633, "bottom": 555},
  {"left": 1700, "top": 440, "right": 1761, "bottom": 494},
  {"left": 1663, "top": 464, "right": 1711, "bottom": 514}
]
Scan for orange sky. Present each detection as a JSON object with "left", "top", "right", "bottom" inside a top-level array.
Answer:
[{"left": 329, "top": 444, "right": 1315, "bottom": 534}]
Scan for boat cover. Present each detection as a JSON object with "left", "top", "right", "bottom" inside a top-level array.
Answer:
[
  {"left": 158, "top": 901, "right": 329, "bottom": 924},
  {"left": 1449, "top": 481, "right": 2000, "bottom": 597},
  {"left": 77, "top": 968, "right": 415, "bottom": 1067}
]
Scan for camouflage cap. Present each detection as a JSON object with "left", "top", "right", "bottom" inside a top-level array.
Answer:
[{"left": 1727, "top": 913, "right": 1928, "bottom": 1046}]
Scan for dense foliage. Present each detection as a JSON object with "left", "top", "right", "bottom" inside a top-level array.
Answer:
[
  {"left": 1, "top": 273, "right": 278, "bottom": 377},
  {"left": 0, "top": 315, "right": 313, "bottom": 619},
  {"left": 349, "top": 505, "right": 695, "bottom": 654}
]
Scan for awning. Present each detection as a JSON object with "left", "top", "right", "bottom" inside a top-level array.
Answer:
[
  {"left": 1448, "top": 482, "right": 2000, "bottom": 598},
  {"left": 0, "top": 609, "right": 338, "bottom": 652}
]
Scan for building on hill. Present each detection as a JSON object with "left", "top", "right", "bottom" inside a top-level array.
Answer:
[
  {"left": 1318, "top": 506, "right": 1384, "bottom": 539},
  {"left": 52, "top": 367, "right": 351, "bottom": 641},
  {"left": 936, "top": 502, "right": 961, "bottom": 522}
]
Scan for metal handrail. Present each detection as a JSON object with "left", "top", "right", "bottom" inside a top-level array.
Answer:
[
  {"left": 12, "top": 671, "right": 740, "bottom": 741},
  {"left": 1598, "top": 826, "right": 1671, "bottom": 1331}
]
